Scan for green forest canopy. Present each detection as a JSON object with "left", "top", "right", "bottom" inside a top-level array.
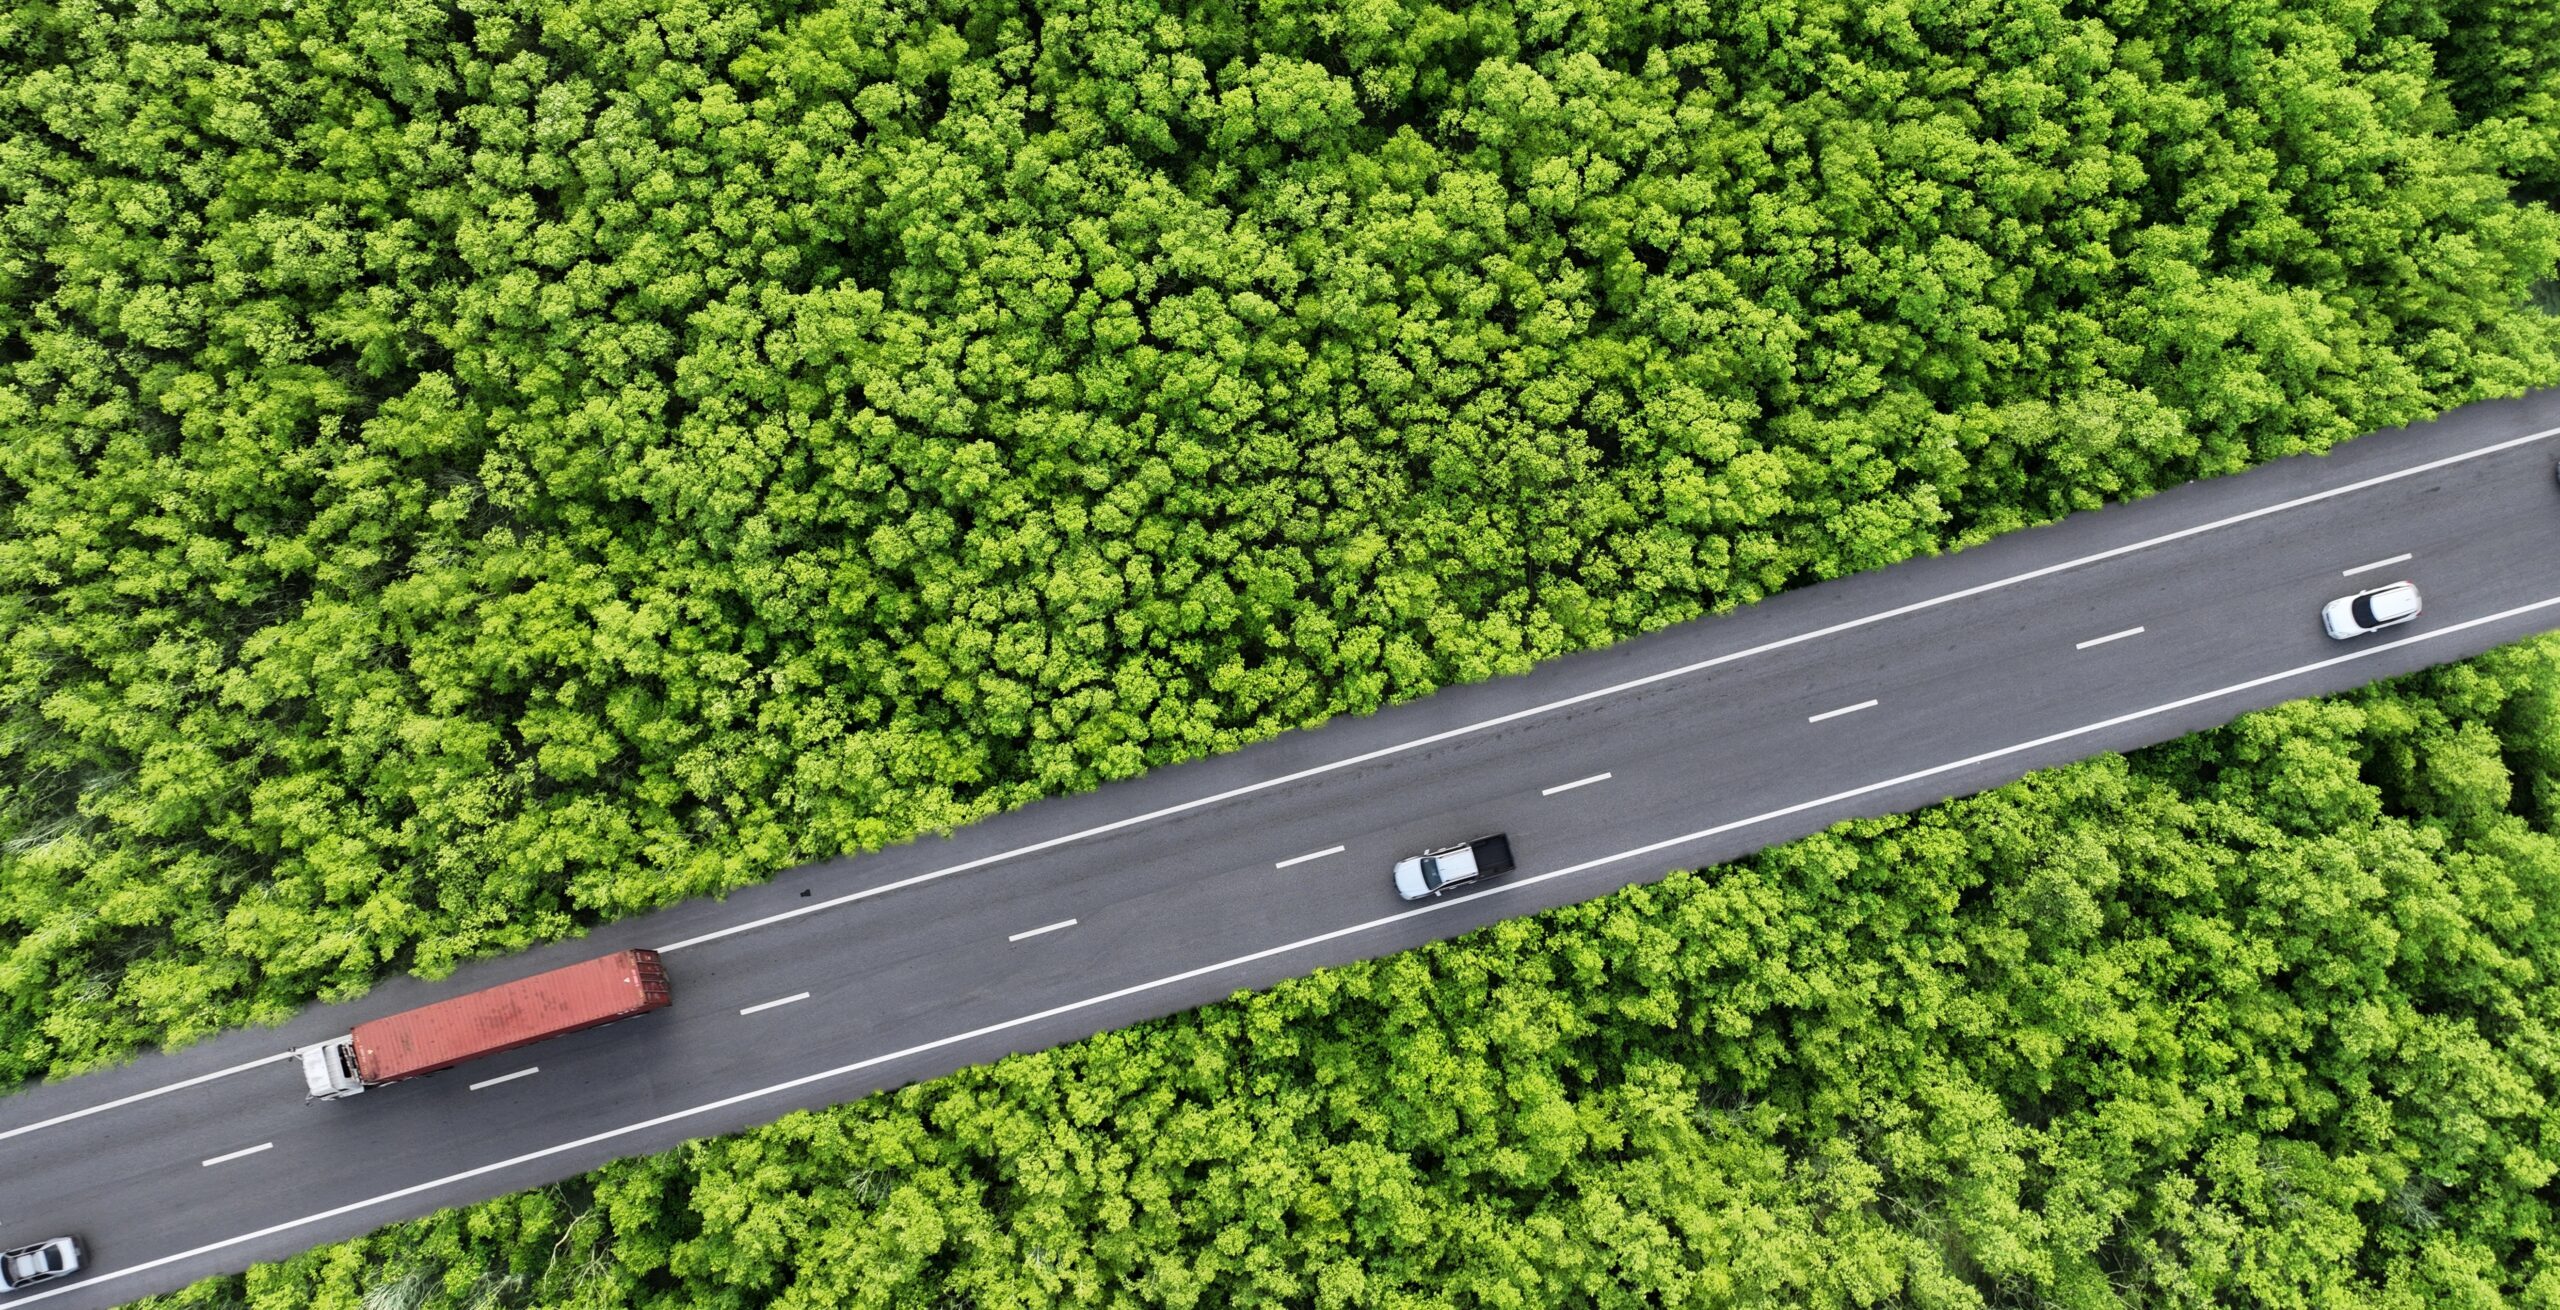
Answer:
[
  {"left": 5, "top": 0, "right": 2558, "bottom": 1081},
  {"left": 137, "top": 634, "right": 2560, "bottom": 1307},
  {"left": 5, "top": 0, "right": 2560, "bottom": 1300}
]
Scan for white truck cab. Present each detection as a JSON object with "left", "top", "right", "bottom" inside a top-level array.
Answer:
[
  {"left": 0, "top": 1236, "right": 84, "bottom": 1292},
  {"left": 296, "top": 1037, "right": 367, "bottom": 1100}
]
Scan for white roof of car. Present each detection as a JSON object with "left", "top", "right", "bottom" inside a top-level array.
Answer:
[
  {"left": 2368, "top": 583, "right": 2419, "bottom": 620},
  {"left": 1, "top": 1249, "right": 46, "bottom": 1283}
]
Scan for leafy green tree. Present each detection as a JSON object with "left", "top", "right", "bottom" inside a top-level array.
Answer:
[
  {"left": 5, "top": 0, "right": 2560, "bottom": 1299},
  {"left": 133, "top": 633, "right": 2560, "bottom": 1308}
]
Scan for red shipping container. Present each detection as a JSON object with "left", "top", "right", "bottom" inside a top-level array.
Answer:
[{"left": 351, "top": 949, "right": 672, "bottom": 1084}]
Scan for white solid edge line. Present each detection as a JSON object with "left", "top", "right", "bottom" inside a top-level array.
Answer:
[
  {"left": 0, "top": 1051, "right": 294, "bottom": 1144},
  {"left": 199, "top": 1142, "right": 273, "bottom": 1168},
  {"left": 467, "top": 1068, "right": 540, "bottom": 1091},
  {"left": 1274, "top": 845, "right": 1346, "bottom": 869},
  {"left": 1807, "top": 699, "right": 1879, "bottom": 723},
  {"left": 2344, "top": 552, "right": 2415, "bottom": 576},
  {"left": 1541, "top": 773, "right": 1613, "bottom": 796},
  {"left": 18, "top": 424, "right": 2558, "bottom": 1146},
  {"left": 738, "top": 994, "right": 811, "bottom": 1017},
  {"left": 2076, "top": 626, "right": 2147, "bottom": 650},
  {"left": 33, "top": 593, "right": 2560, "bottom": 1307},
  {"left": 648, "top": 423, "right": 2560, "bottom": 957},
  {"left": 1007, "top": 919, "right": 1078, "bottom": 943}
]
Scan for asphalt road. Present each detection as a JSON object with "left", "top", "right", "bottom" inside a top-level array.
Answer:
[{"left": 7, "top": 389, "right": 2560, "bottom": 1306}]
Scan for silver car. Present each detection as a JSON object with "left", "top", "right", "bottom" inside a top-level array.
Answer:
[
  {"left": 2321, "top": 580, "right": 2421, "bottom": 639},
  {"left": 1391, "top": 834, "right": 1515, "bottom": 901},
  {"left": 0, "top": 1236, "right": 83, "bottom": 1292}
]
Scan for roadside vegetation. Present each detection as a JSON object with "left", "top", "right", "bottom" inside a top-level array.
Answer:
[
  {"left": 5, "top": 0, "right": 2560, "bottom": 1299},
  {"left": 140, "top": 632, "right": 2560, "bottom": 1306},
  {"left": 7, "top": 0, "right": 2557, "bottom": 1081}
]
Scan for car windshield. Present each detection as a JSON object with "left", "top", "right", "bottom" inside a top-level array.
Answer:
[{"left": 1418, "top": 857, "right": 1440, "bottom": 889}]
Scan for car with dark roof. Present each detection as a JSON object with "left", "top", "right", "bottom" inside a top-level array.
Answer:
[{"left": 2321, "top": 580, "right": 2421, "bottom": 639}]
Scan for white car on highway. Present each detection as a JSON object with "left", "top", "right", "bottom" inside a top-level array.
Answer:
[
  {"left": 2322, "top": 580, "right": 2421, "bottom": 639},
  {"left": 1392, "top": 834, "right": 1515, "bottom": 900},
  {"left": 0, "top": 1236, "right": 83, "bottom": 1292}
]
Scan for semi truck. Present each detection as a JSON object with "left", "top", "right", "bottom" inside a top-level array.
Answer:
[
  {"left": 1392, "top": 833, "right": 1514, "bottom": 900},
  {"left": 295, "top": 948, "right": 672, "bottom": 1100}
]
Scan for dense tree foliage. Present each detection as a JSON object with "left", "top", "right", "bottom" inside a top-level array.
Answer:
[
  {"left": 6, "top": 0, "right": 2558, "bottom": 1081},
  {"left": 7, "top": 0, "right": 2560, "bottom": 1300},
  {"left": 2389, "top": 0, "right": 2560, "bottom": 199},
  {"left": 131, "top": 633, "right": 2560, "bottom": 1307}
]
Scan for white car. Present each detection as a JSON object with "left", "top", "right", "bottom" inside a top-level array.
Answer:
[
  {"left": 0, "top": 1236, "right": 83, "bottom": 1292},
  {"left": 2321, "top": 580, "right": 2421, "bottom": 639},
  {"left": 1391, "top": 834, "right": 1514, "bottom": 901}
]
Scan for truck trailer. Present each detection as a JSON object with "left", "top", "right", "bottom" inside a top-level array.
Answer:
[{"left": 296, "top": 948, "right": 672, "bottom": 1100}]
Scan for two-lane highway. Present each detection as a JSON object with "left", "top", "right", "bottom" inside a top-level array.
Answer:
[{"left": 7, "top": 389, "right": 2560, "bottom": 1307}]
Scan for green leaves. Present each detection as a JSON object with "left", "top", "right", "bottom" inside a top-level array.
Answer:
[
  {"left": 6, "top": 0, "right": 2560, "bottom": 1301},
  {"left": 128, "top": 632, "right": 2560, "bottom": 1308}
]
